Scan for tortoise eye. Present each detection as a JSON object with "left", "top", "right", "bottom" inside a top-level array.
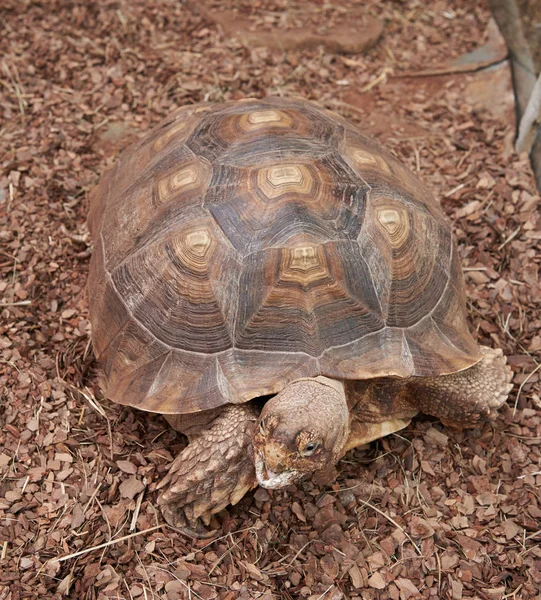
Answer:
[
  {"left": 300, "top": 440, "right": 320, "bottom": 457},
  {"left": 259, "top": 420, "right": 266, "bottom": 435}
]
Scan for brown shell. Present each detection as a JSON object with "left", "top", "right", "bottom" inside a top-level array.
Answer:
[{"left": 88, "top": 97, "right": 480, "bottom": 414}]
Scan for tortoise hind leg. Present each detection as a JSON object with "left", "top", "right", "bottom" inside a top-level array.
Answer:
[
  {"left": 157, "top": 404, "right": 259, "bottom": 529},
  {"left": 341, "top": 347, "right": 511, "bottom": 457},
  {"left": 409, "top": 346, "right": 513, "bottom": 427}
]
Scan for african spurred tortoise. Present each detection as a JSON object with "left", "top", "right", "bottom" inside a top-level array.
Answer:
[{"left": 88, "top": 97, "right": 512, "bottom": 528}]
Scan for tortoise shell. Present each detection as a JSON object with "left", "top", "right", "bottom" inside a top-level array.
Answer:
[{"left": 88, "top": 97, "right": 480, "bottom": 414}]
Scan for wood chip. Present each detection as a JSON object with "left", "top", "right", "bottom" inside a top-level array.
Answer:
[
  {"left": 367, "top": 572, "right": 386, "bottom": 589},
  {"left": 119, "top": 477, "right": 145, "bottom": 500}
]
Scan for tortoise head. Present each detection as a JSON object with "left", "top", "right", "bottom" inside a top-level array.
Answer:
[{"left": 252, "top": 377, "right": 350, "bottom": 488}]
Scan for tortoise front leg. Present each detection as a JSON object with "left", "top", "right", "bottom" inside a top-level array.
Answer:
[
  {"left": 157, "top": 404, "right": 259, "bottom": 529},
  {"left": 409, "top": 346, "right": 513, "bottom": 427}
]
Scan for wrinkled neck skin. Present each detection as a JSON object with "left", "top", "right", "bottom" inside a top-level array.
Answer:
[{"left": 252, "top": 376, "right": 350, "bottom": 489}]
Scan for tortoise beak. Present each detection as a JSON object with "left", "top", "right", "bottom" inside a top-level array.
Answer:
[{"left": 254, "top": 452, "right": 299, "bottom": 489}]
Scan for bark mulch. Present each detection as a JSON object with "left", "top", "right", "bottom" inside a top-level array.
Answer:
[{"left": 1, "top": 0, "right": 540, "bottom": 598}]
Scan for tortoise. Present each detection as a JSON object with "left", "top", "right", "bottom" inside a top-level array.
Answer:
[{"left": 87, "top": 97, "right": 513, "bottom": 528}]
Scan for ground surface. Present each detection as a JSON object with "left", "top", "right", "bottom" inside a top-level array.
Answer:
[{"left": 1, "top": 0, "right": 541, "bottom": 599}]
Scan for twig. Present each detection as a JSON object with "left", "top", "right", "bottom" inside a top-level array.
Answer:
[
  {"left": 200, "top": 525, "right": 256, "bottom": 550},
  {"left": 519, "top": 471, "right": 541, "bottom": 478},
  {"left": 0, "top": 300, "right": 31, "bottom": 307},
  {"left": 315, "top": 584, "right": 335, "bottom": 600},
  {"left": 63, "top": 382, "right": 115, "bottom": 460},
  {"left": 135, "top": 550, "right": 157, "bottom": 600},
  {"left": 524, "top": 529, "right": 541, "bottom": 541},
  {"left": 444, "top": 183, "right": 466, "bottom": 198},
  {"left": 275, "top": 539, "right": 315, "bottom": 568},
  {"left": 130, "top": 490, "right": 145, "bottom": 531},
  {"left": 82, "top": 480, "right": 103, "bottom": 514},
  {"left": 52, "top": 524, "right": 165, "bottom": 562},
  {"left": 513, "top": 363, "right": 541, "bottom": 416},
  {"left": 498, "top": 226, "right": 521, "bottom": 251},
  {"left": 503, "top": 583, "right": 524, "bottom": 599},
  {"left": 154, "top": 567, "right": 204, "bottom": 600},
  {"left": 391, "top": 56, "right": 508, "bottom": 79},
  {"left": 208, "top": 536, "right": 241, "bottom": 576},
  {"left": 360, "top": 67, "right": 391, "bottom": 93}
]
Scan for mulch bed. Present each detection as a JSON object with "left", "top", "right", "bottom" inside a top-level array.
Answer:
[{"left": 1, "top": 0, "right": 540, "bottom": 598}]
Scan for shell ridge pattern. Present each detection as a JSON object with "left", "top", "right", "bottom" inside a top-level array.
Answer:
[
  {"left": 245, "top": 274, "right": 329, "bottom": 353},
  {"left": 239, "top": 235, "right": 361, "bottom": 259},
  {"left": 356, "top": 238, "right": 384, "bottom": 318},
  {"left": 400, "top": 331, "right": 415, "bottom": 374},
  {"left": 423, "top": 236, "right": 455, "bottom": 322},
  {"left": 163, "top": 240, "right": 235, "bottom": 352},
  {"left": 214, "top": 138, "right": 330, "bottom": 166},
  {"left": 113, "top": 242, "right": 186, "bottom": 342},
  {"left": 208, "top": 250, "right": 242, "bottom": 349},
  {"left": 317, "top": 308, "right": 470, "bottom": 362},
  {"left": 94, "top": 313, "right": 131, "bottom": 363},
  {"left": 144, "top": 349, "right": 173, "bottom": 401},
  {"left": 346, "top": 181, "right": 371, "bottom": 249},
  {"left": 377, "top": 199, "right": 452, "bottom": 328},
  {"left": 233, "top": 257, "right": 280, "bottom": 348},
  {"left": 214, "top": 357, "right": 235, "bottom": 402},
  {"left": 428, "top": 315, "right": 465, "bottom": 354},
  {"left": 205, "top": 208, "right": 244, "bottom": 257},
  {"left": 106, "top": 203, "right": 209, "bottom": 276},
  {"left": 108, "top": 334, "right": 172, "bottom": 396},
  {"left": 317, "top": 324, "right": 387, "bottom": 360},
  {"left": 93, "top": 234, "right": 133, "bottom": 359},
  {"left": 331, "top": 185, "right": 367, "bottom": 228},
  {"left": 105, "top": 265, "right": 232, "bottom": 358},
  {"left": 356, "top": 196, "right": 393, "bottom": 322},
  {"left": 322, "top": 240, "right": 384, "bottom": 324}
]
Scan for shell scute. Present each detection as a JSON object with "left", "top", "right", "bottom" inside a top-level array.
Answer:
[
  {"left": 234, "top": 239, "right": 384, "bottom": 356},
  {"left": 110, "top": 210, "right": 242, "bottom": 354},
  {"left": 186, "top": 98, "right": 343, "bottom": 164},
  {"left": 205, "top": 154, "right": 367, "bottom": 254}
]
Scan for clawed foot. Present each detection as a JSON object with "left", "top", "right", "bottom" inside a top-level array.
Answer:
[
  {"left": 156, "top": 404, "right": 258, "bottom": 533},
  {"left": 159, "top": 505, "right": 218, "bottom": 539}
]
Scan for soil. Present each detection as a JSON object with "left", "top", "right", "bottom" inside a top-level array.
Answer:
[{"left": 1, "top": 0, "right": 540, "bottom": 599}]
